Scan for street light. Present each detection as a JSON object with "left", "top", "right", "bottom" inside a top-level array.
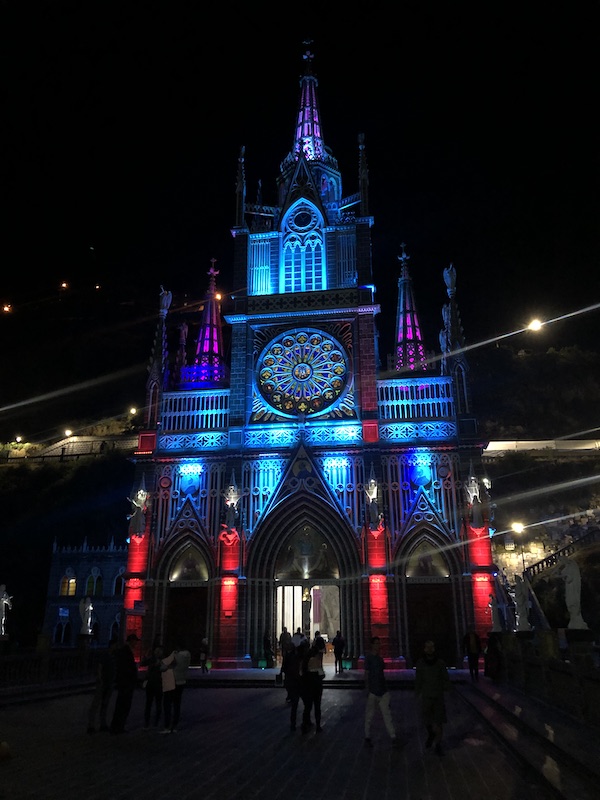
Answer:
[{"left": 511, "top": 522, "right": 526, "bottom": 571}]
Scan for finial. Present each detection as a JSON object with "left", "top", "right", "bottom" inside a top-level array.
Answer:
[
  {"left": 302, "top": 40, "right": 314, "bottom": 71},
  {"left": 397, "top": 243, "right": 410, "bottom": 266},
  {"left": 208, "top": 258, "right": 219, "bottom": 278}
]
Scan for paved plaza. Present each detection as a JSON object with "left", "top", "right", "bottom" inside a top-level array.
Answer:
[{"left": 0, "top": 669, "right": 565, "bottom": 800}]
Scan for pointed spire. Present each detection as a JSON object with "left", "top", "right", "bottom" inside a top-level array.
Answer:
[
  {"left": 235, "top": 145, "right": 246, "bottom": 228},
  {"left": 191, "top": 260, "right": 228, "bottom": 386},
  {"left": 358, "top": 133, "right": 369, "bottom": 216},
  {"left": 293, "top": 42, "right": 325, "bottom": 161},
  {"left": 394, "top": 245, "right": 428, "bottom": 372}
]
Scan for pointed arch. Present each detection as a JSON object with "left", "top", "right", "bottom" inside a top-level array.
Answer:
[
  {"left": 393, "top": 524, "right": 462, "bottom": 579},
  {"left": 247, "top": 490, "right": 360, "bottom": 580}
]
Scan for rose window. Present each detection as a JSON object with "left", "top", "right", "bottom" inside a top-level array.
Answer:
[{"left": 257, "top": 329, "right": 349, "bottom": 416}]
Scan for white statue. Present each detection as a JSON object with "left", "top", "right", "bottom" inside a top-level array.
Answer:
[
  {"left": 558, "top": 558, "right": 588, "bottom": 630},
  {"left": 489, "top": 594, "right": 503, "bottom": 632},
  {"left": 514, "top": 574, "right": 531, "bottom": 632},
  {"left": 0, "top": 585, "right": 12, "bottom": 636},
  {"left": 79, "top": 596, "right": 93, "bottom": 635},
  {"left": 365, "top": 479, "right": 379, "bottom": 527},
  {"left": 127, "top": 488, "right": 148, "bottom": 535}
]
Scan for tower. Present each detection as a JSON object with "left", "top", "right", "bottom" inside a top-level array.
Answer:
[{"left": 125, "top": 46, "right": 491, "bottom": 667}]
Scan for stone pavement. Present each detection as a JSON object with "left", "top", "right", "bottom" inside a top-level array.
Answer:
[{"left": 0, "top": 666, "right": 596, "bottom": 800}]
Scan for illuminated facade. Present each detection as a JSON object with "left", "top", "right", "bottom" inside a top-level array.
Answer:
[{"left": 122, "top": 50, "right": 495, "bottom": 667}]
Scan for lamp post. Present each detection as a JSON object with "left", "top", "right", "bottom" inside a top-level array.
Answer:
[{"left": 511, "top": 522, "right": 525, "bottom": 572}]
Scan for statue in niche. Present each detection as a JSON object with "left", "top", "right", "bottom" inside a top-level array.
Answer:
[
  {"left": 223, "top": 483, "right": 239, "bottom": 530},
  {"left": 514, "top": 574, "right": 531, "bottom": 631},
  {"left": 365, "top": 479, "right": 379, "bottom": 527},
  {"left": 79, "top": 596, "right": 93, "bottom": 635},
  {"left": 0, "top": 585, "right": 12, "bottom": 636},
  {"left": 558, "top": 557, "right": 588, "bottom": 629},
  {"left": 286, "top": 530, "right": 329, "bottom": 578}
]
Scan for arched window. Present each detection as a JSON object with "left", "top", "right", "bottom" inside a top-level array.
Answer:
[
  {"left": 60, "top": 569, "right": 77, "bottom": 597},
  {"left": 281, "top": 203, "right": 325, "bottom": 292},
  {"left": 85, "top": 568, "right": 103, "bottom": 596},
  {"left": 114, "top": 568, "right": 126, "bottom": 596}
]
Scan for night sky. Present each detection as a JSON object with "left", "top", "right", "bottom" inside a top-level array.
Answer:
[{"left": 2, "top": 5, "right": 599, "bottom": 441}]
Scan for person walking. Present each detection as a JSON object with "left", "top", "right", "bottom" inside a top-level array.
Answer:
[
  {"left": 87, "top": 636, "right": 117, "bottom": 733},
  {"left": 140, "top": 644, "right": 164, "bottom": 729},
  {"left": 109, "top": 633, "right": 139, "bottom": 735},
  {"left": 462, "top": 629, "right": 481, "bottom": 682},
  {"left": 332, "top": 630, "right": 345, "bottom": 674},
  {"left": 364, "top": 636, "right": 399, "bottom": 749},
  {"left": 415, "top": 639, "right": 450, "bottom": 756}
]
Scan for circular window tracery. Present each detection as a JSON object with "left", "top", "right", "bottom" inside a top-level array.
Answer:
[{"left": 257, "top": 329, "right": 349, "bottom": 416}]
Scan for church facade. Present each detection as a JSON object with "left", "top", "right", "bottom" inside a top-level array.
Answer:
[{"left": 63, "top": 50, "right": 497, "bottom": 668}]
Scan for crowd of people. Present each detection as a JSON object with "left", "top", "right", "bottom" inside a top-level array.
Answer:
[
  {"left": 86, "top": 634, "right": 192, "bottom": 736},
  {"left": 85, "top": 626, "right": 456, "bottom": 756}
]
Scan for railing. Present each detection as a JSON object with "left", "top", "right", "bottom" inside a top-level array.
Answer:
[
  {"left": 377, "top": 377, "right": 454, "bottom": 420},
  {"left": 0, "top": 647, "right": 101, "bottom": 696},
  {"left": 526, "top": 528, "right": 600, "bottom": 581},
  {"left": 160, "top": 390, "right": 230, "bottom": 432}
]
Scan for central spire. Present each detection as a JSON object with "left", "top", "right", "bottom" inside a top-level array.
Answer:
[{"left": 293, "top": 43, "right": 325, "bottom": 161}]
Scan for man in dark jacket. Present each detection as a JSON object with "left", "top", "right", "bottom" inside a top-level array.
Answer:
[{"left": 110, "top": 633, "right": 139, "bottom": 734}]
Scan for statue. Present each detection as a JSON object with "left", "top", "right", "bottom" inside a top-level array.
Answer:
[
  {"left": 489, "top": 594, "right": 503, "bottom": 632},
  {"left": 514, "top": 574, "right": 531, "bottom": 632},
  {"left": 0, "top": 585, "right": 12, "bottom": 636},
  {"left": 79, "top": 596, "right": 93, "bottom": 635},
  {"left": 159, "top": 285, "right": 172, "bottom": 313},
  {"left": 443, "top": 263, "right": 456, "bottom": 297},
  {"left": 127, "top": 488, "right": 148, "bottom": 535},
  {"left": 558, "top": 558, "right": 589, "bottom": 630}
]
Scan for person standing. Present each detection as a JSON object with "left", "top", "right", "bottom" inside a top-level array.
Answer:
[
  {"left": 110, "top": 633, "right": 139, "bottom": 735},
  {"left": 87, "top": 637, "right": 117, "bottom": 733},
  {"left": 462, "top": 630, "right": 481, "bottom": 682},
  {"left": 199, "top": 637, "right": 209, "bottom": 673},
  {"left": 301, "top": 642, "right": 325, "bottom": 733},
  {"left": 169, "top": 642, "right": 191, "bottom": 732},
  {"left": 159, "top": 648, "right": 177, "bottom": 734},
  {"left": 291, "top": 627, "right": 307, "bottom": 648},
  {"left": 263, "top": 631, "right": 275, "bottom": 668},
  {"left": 278, "top": 626, "right": 293, "bottom": 663},
  {"left": 332, "top": 630, "right": 345, "bottom": 674},
  {"left": 364, "top": 636, "right": 399, "bottom": 749},
  {"left": 140, "top": 644, "right": 164, "bottom": 729},
  {"left": 313, "top": 630, "right": 326, "bottom": 654},
  {"left": 281, "top": 641, "right": 306, "bottom": 731},
  {"left": 415, "top": 639, "right": 450, "bottom": 756}
]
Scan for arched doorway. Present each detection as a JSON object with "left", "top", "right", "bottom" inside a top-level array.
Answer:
[{"left": 273, "top": 524, "right": 340, "bottom": 657}]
